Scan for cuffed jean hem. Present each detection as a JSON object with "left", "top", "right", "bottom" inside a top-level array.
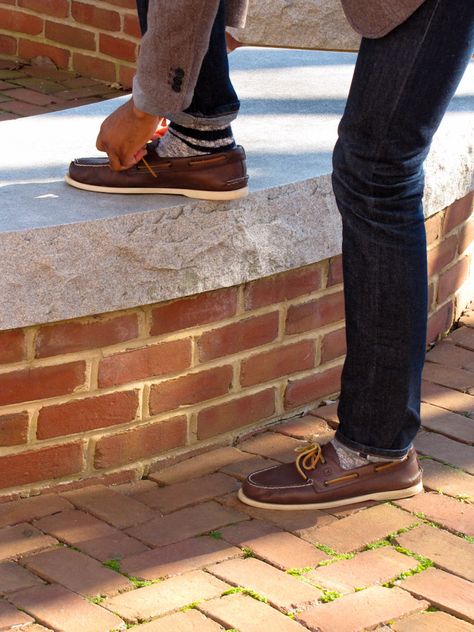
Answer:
[
  {"left": 165, "top": 107, "right": 240, "bottom": 128},
  {"left": 334, "top": 430, "right": 412, "bottom": 460}
]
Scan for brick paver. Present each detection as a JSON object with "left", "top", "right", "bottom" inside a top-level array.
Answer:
[
  {"left": 421, "top": 380, "right": 474, "bottom": 414},
  {"left": 392, "top": 610, "right": 474, "bottom": 631},
  {"left": 102, "top": 570, "right": 229, "bottom": 623},
  {"left": 272, "top": 414, "right": 335, "bottom": 441},
  {"left": 401, "top": 567, "right": 474, "bottom": 623},
  {"left": 62, "top": 484, "right": 156, "bottom": 528},
  {"left": 0, "top": 523, "right": 57, "bottom": 561},
  {"left": 237, "top": 432, "right": 305, "bottom": 463},
  {"left": 303, "top": 504, "right": 417, "bottom": 552},
  {"left": 121, "top": 535, "right": 241, "bottom": 580},
  {"left": 306, "top": 547, "right": 419, "bottom": 593},
  {"left": 298, "top": 585, "right": 428, "bottom": 632},
  {"left": 395, "top": 524, "right": 474, "bottom": 581},
  {"left": 0, "top": 560, "right": 44, "bottom": 594},
  {"left": 134, "top": 473, "right": 239, "bottom": 513},
  {"left": 422, "top": 362, "right": 474, "bottom": 392},
  {"left": 0, "top": 598, "right": 34, "bottom": 629},
  {"left": 0, "top": 493, "right": 72, "bottom": 528},
  {"left": 149, "top": 446, "right": 245, "bottom": 484},
  {"left": 219, "top": 454, "right": 281, "bottom": 481},
  {"left": 126, "top": 501, "right": 248, "bottom": 547},
  {"left": 420, "top": 458, "right": 474, "bottom": 500},
  {"left": 131, "top": 608, "right": 224, "bottom": 631},
  {"left": 206, "top": 557, "right": 322, "bottom": 611},
  {"left": 22, "top": 546, "right": 133, "bottom": 596},
  {"left": 34, "top": 508, "right": 149, "bottom": 561},
  {"left": 396, "top": 492, "right": 474, "bottom": 536},
  {"left": 199, "top": 592, "right": 308, "bottom": 631},
  {"left": 421, "top": 402, "right": 474, "bottom": 444},
  {"left": 10, "top": 583, "right": 124, "bottom": 631},
  {"left": 415, "top": 431, "right": 474, "bottom": 473}
]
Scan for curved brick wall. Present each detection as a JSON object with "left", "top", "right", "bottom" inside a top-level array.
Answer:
[
  {"left": 0, "top": 0, "right": 140, "bottom": 87},
  {"left": 0, "top": 192, "right": 472, "bottom": 500}
]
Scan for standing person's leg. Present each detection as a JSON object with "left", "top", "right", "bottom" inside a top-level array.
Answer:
[{"left": 239, "top": 0, "right": 474, "bottom": 510}]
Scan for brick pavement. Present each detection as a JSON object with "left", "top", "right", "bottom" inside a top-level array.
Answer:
[
  {"left": 0, "top": 90, "right": 472, "bottom": 624},
  {"left": 0, "top": 58, "right": 128, "bottom": 121}
]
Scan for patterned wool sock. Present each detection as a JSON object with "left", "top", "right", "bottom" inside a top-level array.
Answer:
[
  {"left": 157, "top": 121, "right": 236, "bottom": 157},
  {"left": 332, "top": 438, "right": 405, "bottom": 469}
]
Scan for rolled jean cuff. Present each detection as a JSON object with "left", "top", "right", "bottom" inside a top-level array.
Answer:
[
  {"left": 165, "top": 107, "right": 240, "bottom": 128},
  {"left": 334, "top": 430, "right": 412, "bottom": 460}
]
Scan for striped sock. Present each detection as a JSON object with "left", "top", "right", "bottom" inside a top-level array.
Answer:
[{"left": 157, "top": 121, "right": 236, "bottom": 157}]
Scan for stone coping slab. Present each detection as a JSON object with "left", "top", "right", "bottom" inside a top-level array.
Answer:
[{"left": 0, "top": 48, "right": 473, "bottom": 330}]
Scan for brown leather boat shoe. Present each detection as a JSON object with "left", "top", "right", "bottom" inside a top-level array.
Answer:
[
  {"left": 238, "top": 442, "right": 423, "bottom": 511},
  {"left": 65, "top": 143, "right": 249, "bottom": 201}
]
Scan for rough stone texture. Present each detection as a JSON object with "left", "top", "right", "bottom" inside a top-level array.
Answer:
[
  {"left": 228, "top": 0, "right": 361, "bottom": 51},
  {"left": 0, "top": 50, "right": 472, "bottom": 330}
]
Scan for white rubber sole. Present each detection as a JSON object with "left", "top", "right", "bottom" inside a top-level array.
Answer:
[
  {"left": 64, "top": 174, "right": 249, "bottom": 200},
  {"left": 237, "top": 480, "right": 423, "bottom": 511}
]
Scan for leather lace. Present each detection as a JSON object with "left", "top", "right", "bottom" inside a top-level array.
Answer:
[{"left": 294, "top": 442, "right": 325, "bottom": 481}]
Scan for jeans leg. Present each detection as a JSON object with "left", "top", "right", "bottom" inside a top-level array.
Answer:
[
  {"left": 332, "top": 0, "right": 474, "bottom": 458},
  {"left": 135, "top": 0, "right": 239, "bottom": 126}
]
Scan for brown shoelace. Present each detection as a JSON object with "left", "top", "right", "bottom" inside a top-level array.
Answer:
[{"left": 294, "top": 442, "right": 325, "bottom": 481}]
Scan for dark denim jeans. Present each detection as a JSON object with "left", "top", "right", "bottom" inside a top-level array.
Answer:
[{"left": 135, "top": 0, "right": 474, "bottom": 457}]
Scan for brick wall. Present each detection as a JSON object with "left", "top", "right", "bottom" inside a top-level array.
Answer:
[
  {"left": 0, "top": 192, "right": 472, "bottom": 500},
  {"left": 0, "top": 0, "right": 140, "bottom": 87}
]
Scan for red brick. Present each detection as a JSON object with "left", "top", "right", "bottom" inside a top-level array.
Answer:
[
  {"left": 0, "top": 442, "right": 84, "bottom": 490},
  {"left": 420, "top": 458, "right": 474, "bottom": 500},
  {"left": 422, "top": 362, "right": 473, "bottom": 392},
  {"left": 98, "top": 338, "right": 192, "bottom": 388},
  {"left": 428, "top": 235, "right": 458, "bottom": 277},
  {"left": 448, "top": 326, "right": 474, "bottom": 350},
  {"left": 102, "top": 0, "right": 135, "bottom": 7},
  {"left": 393, "top": 610, "right": 474, "bottom": 632},
  {"left": 286, "top": 291, "right": 345, "bottom": 335},
  {"left": 0, "top": 493, "right": 71, "bottom": 529},
  {"left": 0, "top": 8, "right": 43, "bottom": 34},
  {"left": 459, "top": 218, "right": 474, "bottom": 254},
  {"left": 321, "top": 326, "right": 346, "bottom": 363},
  {"left": 45, "top": 20, "right": 96, "bottom": 51},
  {"left": 207, "top": 557, "right": 321, "bottom": 610},
  {"left": 102, "top": 570, "right": 228, "bottom": 623},
  {"left": 1, "top": 87, "right": 56, "bottom": 105},
  {"left": 0, "top": 412, "right": 28, "bottom": 446},
  {"left": 198, "top": 312, "right": 279, "bottom": 362},
  {"left": 244, "top": 264, "right": 323, "bottom": 310},
  {"left": 71, "top": 1, "right": 120, "bottom": 30},
  {"left": 197, "top": 389, "right": 276, "bottom": 440},
  {"left": 0, "top": 561, "right": 44, "bottom": 595},
  {"left": 0, "top": 361, "right": 86, "bottom": 406},
  {"left": 136, "top": 473, "right": 239, "bottom": 514},
  {"left": 395, "top": 524, "right": 474, "bottom": 582},
  {"left": 0, "top": 328, "right": 25, "bottom": 363},
  {"left": 130, "top": 610, "right": 223, "bottom": 632},
  {"left": 426, "top": 340, "right": 474, "bottom": 370},
  {"left": 151, "top": 288, "right": 238, "bottom": 336},
  {"left": 36, "top": 313, "right": 138, "bottom": 358},
  {"left": 94, "top": 416, "right": 187, "bottom": 469},
  {"left": 10, "top": 584, "right": 124, "bottom": 631},
  {"left": 34, "top": 508, "right": 148, "bottom": 561},
  {"left": 420, "top": 402, "right": 474, "bottom": 444},
  {"left": 123, "top": 13, "right": 141, "bottom": 38},
  {"left": 438, "top": 257, "right": 470, "bottom": 304},
  {"left": 299, "top": 586, "right": 427, "bottom": 632},
  {"left": 0, "top": 600, "right": 33, "bottom": 629},
  {"left": 121, "top": 536, "right": 241, "bottom": 580},
  {"left": 18, "top": 40, "right": 70, "bottom": 69},
  {"left": 72, "top": 52, "right": 116, "bottom": 82},
  {"left": 427, "top": 302, "right": 454, "bottom": 345},
  {"left": 327, "top": 255, "right": 343, "bottom": 286},
  {"left": 284, "top": 365, "right": 342, "bottom": 410},
  {"left": 444, "top": 192, "right": 474, "bottom": 235},
  {"left": 307, "top": 547, "right": 419, "bottom": 593},
  {"left": 425, "top": 213, "right": 443, "bottom": 245},
  {"left": 18, "top": 0, "right": 69, "bottom": 17},
  {"left": 118, "top": 63, "right": 135, "bottom": 88},
  {"left": 273, "top": 414, "right": 334, "bottom": 442},
  {"left": 308, "top": 504, "right": 417, "bottom": 553},
  {"left": 0, "top": 523, "right": 57, "bottom": 561},
  {"left": 0, "top": 99, "right": 49, "bottom": 116},
  {"left": 395, "top": 492, "right": 474, "bottom": 537},
  {"left": 415, "top": 431, "right": 474, "bottom": 474},
  {"left": 99, "top": 33, "right": 137, "bottom": 62},
  {"left": 402, "top": 568, "right": 474, "bottom": 623},
  {"left": 428, "top": 281, "right": 435, "bottom": 310},
  {"left": 241, "top": 340, "right": 315, "bottom": 388},
  {"left": 199, "top": 593, "right": 306, "bottom": 632},
  {"left": 37, "top": 390, "right": 139, "bottom": 439},
  {"left": 0, "top": 34, "right": 16, "bottom": 55},
  {"left": 149, "top": 365, "right": 233, "bottom": 415},
  {"left": 150, "top": 446, "right": 245, "bottom": 484},
  {"left": 220, "top": 519, "right": 329, "bottom": 570},
  {"left": 238, "top": 431, "right": 305, "bottom": 463},
  {"left": 126, "top": 501, "right": 247, "bottom": 548}
]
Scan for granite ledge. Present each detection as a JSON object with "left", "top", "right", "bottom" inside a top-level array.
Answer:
[{"left": 0, "top": 49, "right": 472, "bottom": 331}]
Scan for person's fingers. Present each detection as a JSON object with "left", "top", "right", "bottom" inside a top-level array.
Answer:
[
  {"left": 133, "top": 147, "right": 147, "bottom": 162},
  {"left": 107, "top": 151, "right": 123, "bottom": 172}
]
